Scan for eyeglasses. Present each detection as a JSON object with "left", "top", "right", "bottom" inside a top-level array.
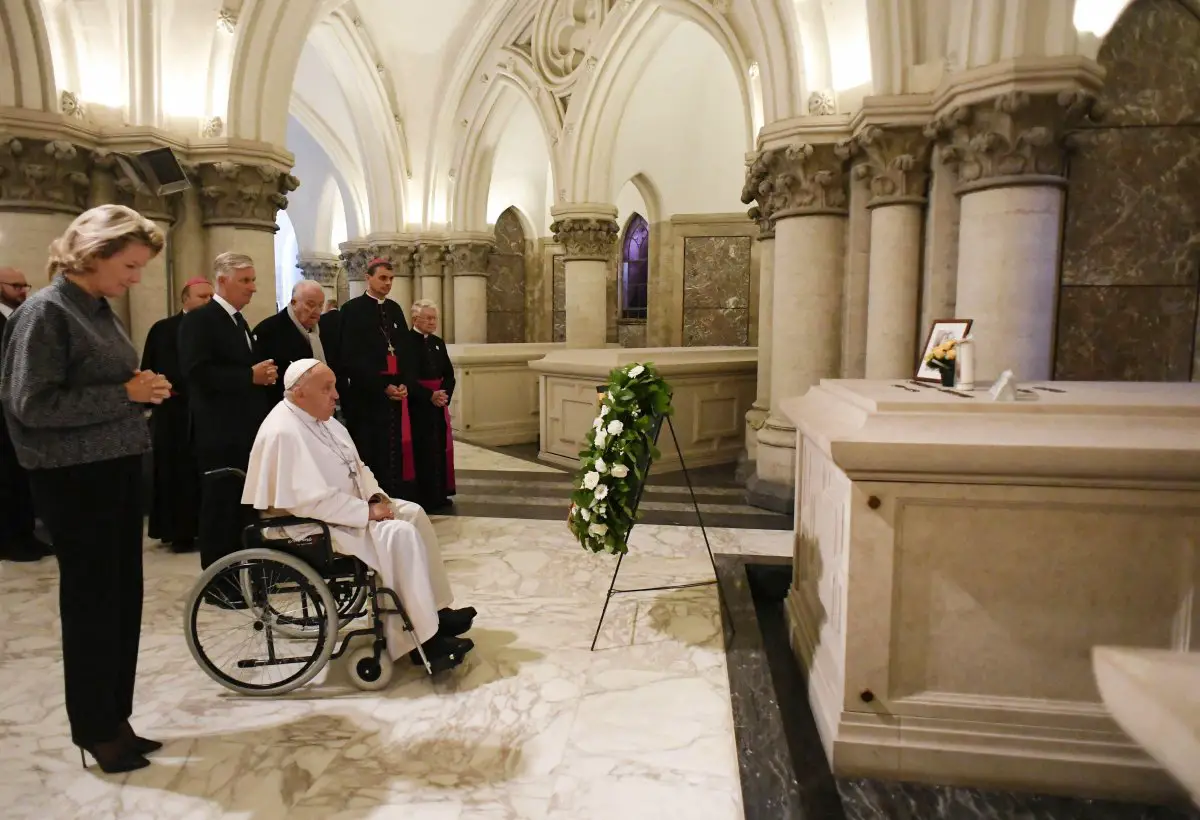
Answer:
[{"left": 0, "top": 283, "right": 30, "bottom": 290}]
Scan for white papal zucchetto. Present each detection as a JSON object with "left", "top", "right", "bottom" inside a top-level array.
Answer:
[{"left": 283, "top": 358, "right": 321, "bottom": 391}]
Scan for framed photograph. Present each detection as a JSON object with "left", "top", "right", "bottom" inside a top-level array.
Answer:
[{"left": 915, "top": 319, "right": 973, "bottom": 382}]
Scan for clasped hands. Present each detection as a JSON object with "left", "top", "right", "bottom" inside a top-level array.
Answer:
[
  {"left": 367, "top": 494, "right": 394, "bottom": 522},
  {"left": 385, "top": 384, "right": 408, "bottom": 402},
  {"left": 252, "top": 359, "right": 278, "bottom": 386},
  {"left": 125, "top": 370, "right": 172, "bottom": 404},
  {"left": 432, "top": 389, "right": 449, "bottom": 408}
]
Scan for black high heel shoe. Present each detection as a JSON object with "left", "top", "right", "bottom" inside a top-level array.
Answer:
[
  {"left": 78, "top": 739, "right": 150, "bottom": 774},
  {"left": 119, "top": 722, "right": 163, "bottom": 755}
]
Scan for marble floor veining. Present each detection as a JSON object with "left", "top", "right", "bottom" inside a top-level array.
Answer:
[
  {"left": 0, "top": 515, "right": 790, "bottom": 819},
  {"left": 454, "top": 442, "right": 565, "bottom": 474}
]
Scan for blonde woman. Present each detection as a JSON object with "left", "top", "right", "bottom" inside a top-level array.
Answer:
[{"left": 0, "top": 205, "right": 171, "bottom": 774}]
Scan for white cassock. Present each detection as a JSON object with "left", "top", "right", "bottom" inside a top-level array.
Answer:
[{"left": 242, "top": 400, "right": 454, "bottom": 659}]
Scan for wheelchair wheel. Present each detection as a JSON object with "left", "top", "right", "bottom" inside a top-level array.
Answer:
[
  {"left": 346, "top": 646, "right": 393, "bottom": 691},
  {"left": 184, "top": 548, "right": 338, "bottom": 696}
]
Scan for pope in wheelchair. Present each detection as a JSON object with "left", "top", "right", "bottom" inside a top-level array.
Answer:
[{"left": 183, "top": 358, "right": 475, "bottom": 694}]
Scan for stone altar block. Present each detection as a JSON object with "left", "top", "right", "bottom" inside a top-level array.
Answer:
[
  {"left": 781, "top": 379, "right": 1200, "bottom": 802},
  {"left": 530, "top": 347, "right": 756, "bottom": 472},
  {"left": 448, "top": 343, "right": 562, "bottom": 446}
]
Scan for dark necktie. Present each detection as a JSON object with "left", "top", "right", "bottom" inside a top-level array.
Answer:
[{"left": 233, "top": 312, "right": 253, "bottom": 349}]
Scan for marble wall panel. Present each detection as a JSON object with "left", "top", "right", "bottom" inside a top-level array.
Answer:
[
  {"left": 682, "top": 236, "right": 752, "bottom": 347},
  {"left": 1061, "top": 128, "right": 1200, "bottom": 287},
  {"left": 552, "top": 254, "right": 565, "bottom": 343},
  {"left": 1092, "top": 0, "right": 1200, "bottom": 127},
  {"left": 1054, "top": 285, "right": 1197, "bottom": 380},
  {"left": 1055, "top": 0, "right": 1200, "bottom": 380},
  {"left": 617, "top": 320, "right": 647, "bottom": 348},
  {"left": 487, "top": 209, "right": 528, "bottom": 343}
]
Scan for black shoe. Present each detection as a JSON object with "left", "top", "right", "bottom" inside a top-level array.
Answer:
[
  {"left": 79, "top": 740, "right": 150, "bottom": 774},
  {"left": 437, "top": 606, "right": 476, "bottom": 638},
  {"left": 119, "top": 722, "right": 163, "bottom": 755},
  {"left": 410, "top": 634, "right": 474, "bottom": 667},
  {"left": 168, "top": 538, "right": 197, "bottom": 554}
]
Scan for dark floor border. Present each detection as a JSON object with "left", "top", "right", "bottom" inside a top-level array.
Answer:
[{"left": 716, "top": 555, "right": 1200, "bottom": 820}]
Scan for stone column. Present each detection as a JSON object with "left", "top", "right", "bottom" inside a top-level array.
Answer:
[
  {"left": 927, "top": 91, "right": 1086, "bottom": 382},
  {"left": 550, "top": 204, "right": 619, "bottom": 349},
  {"left": 366, "top": 238, "right": 415, "bottom": 311},
  {"left": 171, "top": 164, "right": 207, "bottom": 310},
  {"left": 197, "top": 161, "right": 299, "bottom": 327},
  {"left": 852, "top": 126, "right": 931, "bottom": 379},
  {"left": 414, "top": 239, "right": 446, "bottom": 318},
  {"left": 743, "top": 141, "right": 849, "bottom": 513},
  {"left": 0, "top": 137, "right": 89, "bottom": 291},
  {"left": 112, "top": 172, "right": 175, "bottom": 356},
  {"left": 446, "top": 232, "right": 494, "bottom": 344},
  {"left": 840, "top": 156, "right": 872, "bottom": 378},
  {"left": 297, "top": 253, "right": 341, "bottom": 302},
  {"left": 338, "top": 240, "right": 370, "bottom": 301},
  {"left": 741, "top": 207, "right": 775, "bottom": 472},
  {"left": 919, "top": 144, "right": 961, "bottom": 333}
]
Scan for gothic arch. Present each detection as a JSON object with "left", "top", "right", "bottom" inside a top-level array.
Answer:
[
  {"left": 226, "top": 0, "right": 325, "bottom": 144},
  {"left": 0, "top": 0, "right": 57, "bottom": 110},
  {"left": 304, "top": 11, "right": 408, "bottom": 231}
]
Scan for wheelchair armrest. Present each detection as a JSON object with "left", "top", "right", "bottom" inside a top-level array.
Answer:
[{"left": 243, "top": 515, "right": 337, "bottom": 571}]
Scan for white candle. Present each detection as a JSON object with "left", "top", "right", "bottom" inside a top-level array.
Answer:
[{"left": 958, "top": 338, "right": 975, "bottom": 390}]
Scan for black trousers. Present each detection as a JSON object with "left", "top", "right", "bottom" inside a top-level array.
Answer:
[
  {"left": 0, "top": 421, "right": 35, "bottom": 548},
  {"left": 196, "top": 444, "right": 252, "bottom": 569},
  {"left": 28, "top": 456, "right": 144, "bottom": 746}
]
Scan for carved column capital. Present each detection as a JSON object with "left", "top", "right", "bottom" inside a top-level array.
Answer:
[
  {"left": 847, "top": 126, "right": 931, "bottom": 207},
  {"left": 338, "top": 242, "right": 371, "bottom": 282},
  {"left": 550, "top": 217, "right": 619, "bottom": 261},
  {"left": 365, "top": 241, "right": 415, "bottom": 278},
  {"left": 742, "top": 141, "right": 850, "bottom": 220},
  {"left": 446, "top": 237, "right": 494, "bottom": 275},
  {"left": 0, "top": 136, "right": 91, "bottom": 214},
  {"left": 414, "top": 241, "right": 447, "bottom": 278},
  {"left": 925, "top": 90, "right": 1099, "bottom": 194},
  {"left": 197, "top": 161, "right": 299, "bottom": 230},
  {"left": 297, "top": 254, "right": 341, "bottom": 287}
]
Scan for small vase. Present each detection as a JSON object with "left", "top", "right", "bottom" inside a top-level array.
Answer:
[{"left": 939, "top": 365, "right": 955, "bottom": 387}]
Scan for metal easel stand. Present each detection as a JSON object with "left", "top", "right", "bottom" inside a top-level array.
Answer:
[{"left": 589, "top": 413, "right": 735, "bottom": 651}]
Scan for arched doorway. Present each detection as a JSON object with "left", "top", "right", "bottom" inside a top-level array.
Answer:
[
  {"left": 488, "top": 207, "right": 528, "bottom": 342},
  {"left": 1055, "top": 0, "right": 1200, "bottom": 380},
  {"left": 617, "top": 213, "right": 650, "bottom": 347}
]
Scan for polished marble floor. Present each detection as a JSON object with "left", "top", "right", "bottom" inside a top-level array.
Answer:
[{"left": 0, "top": 514, "right": 790, "bottom": 819}]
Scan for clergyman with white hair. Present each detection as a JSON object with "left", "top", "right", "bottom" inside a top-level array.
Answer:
[
  {"left": 243, "top": 358, "right": 476, "bottom": 672},
  {"left": 178, "top": 251, "right": 278, "bottom": 568},
  {"left": 403, "top": 299, "right": 457, "bottom": 511}
]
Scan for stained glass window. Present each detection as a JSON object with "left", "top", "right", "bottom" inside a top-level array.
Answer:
[{"left": 620, "top": 214, "right": 649, "bottom": 320}]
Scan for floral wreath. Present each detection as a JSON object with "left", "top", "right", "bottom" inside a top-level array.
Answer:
[{"left": 568, "top": 362, "right": 673, "bottom": 554}]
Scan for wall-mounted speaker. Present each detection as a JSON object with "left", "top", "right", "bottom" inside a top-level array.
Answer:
[{"left": 114, "top": 147, "right": 191, "bottom": 196}]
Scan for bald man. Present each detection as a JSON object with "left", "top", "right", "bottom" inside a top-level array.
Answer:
[
  {"left": 0, "top": 267, "right": 51, "bottom": 561},
  {"left": 253, "top": 280, "right": 328, "bottom": 407}
]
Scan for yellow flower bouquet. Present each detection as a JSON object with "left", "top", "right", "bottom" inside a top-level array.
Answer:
[{"left": 925, "top": 338, "right": 959, "bottom": 386}]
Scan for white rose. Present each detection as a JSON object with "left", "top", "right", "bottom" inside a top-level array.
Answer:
[
  {"left": 594, "top": 484, "right": 609, "bottom": 500},
  {"left": 594, "top": 431, "right": 607, "bottom": 449},
  {"left": 607, "top": 419, "right": 624, "bottom": 436},
  {"left": 629, "top": 364, "right": 645, "bottom": 377},
  {"left": 594, "top": 457, "right": 607, "bottom": 473},
  {"left": 593, "top": 416, "right": 603, "bottom": 430},
  {"left": 589, "top": 523, "right": 608, "bottom": 536},
  {"left": 610, "top": 463, "right": 629, "bottom": 478},
  {"left": 579, "top": 506, "right": 591, "bottom": 521},
  {"left": 582, "top": 471, "right": 600, "bottom": 490},
  {"left": 600, "top": 404, "right": 609, "bottom": 417}
]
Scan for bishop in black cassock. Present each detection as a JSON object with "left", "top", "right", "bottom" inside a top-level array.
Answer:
[
  {"left": 140, "top": 277, "right": 212, "bottom": 552},
  {"left": 404, "top": 300, "right": 456, "bottom": 511},
  {"left": 336, "top": 259, "right": 419, "bottom": 501}
]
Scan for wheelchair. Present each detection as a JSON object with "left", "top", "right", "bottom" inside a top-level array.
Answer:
[{"left": 182, "top": 468, "right": 436, "bottom": 695}]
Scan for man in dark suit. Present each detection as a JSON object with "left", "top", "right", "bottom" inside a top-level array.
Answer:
[
  {"left": 253, "top": 280, "right": 326, "bottom": 406},
  {"left": 0, "top": 266, "right": 51, "bottom": 562},
  {"left": 318, "top": 301, "right": 344, "bottom": 399},
  {"left": 178, "top": 253, "right": 277, "bottom": 567},
  {"left": 140, "top": 277, "right": 213, "bottom": 553},
  {"left": 404, "top": 299, "right": 457, "bottom": 511}
]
